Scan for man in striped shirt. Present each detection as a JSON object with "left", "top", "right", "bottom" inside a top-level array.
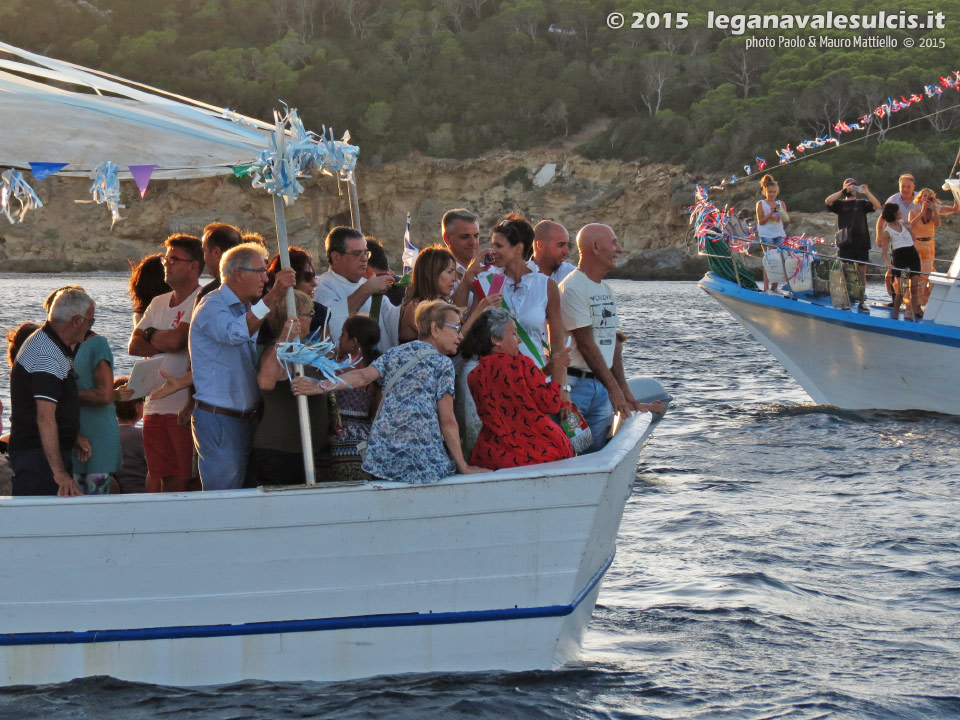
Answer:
[{"left": 8, "top": 288, "right": 95, "bottom": 496}]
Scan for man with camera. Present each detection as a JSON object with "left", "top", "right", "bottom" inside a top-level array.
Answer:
[{"left": 825, "top": 178, "right": 882, "bottom": 305}]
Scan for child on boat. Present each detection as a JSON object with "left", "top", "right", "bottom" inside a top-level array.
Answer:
[{"left": 756, "top": 174, "right": 789, "bottom": 292}]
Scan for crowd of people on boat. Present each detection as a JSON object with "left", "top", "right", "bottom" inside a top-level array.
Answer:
[
  {"left": 0, "top": 210, "right": 665, "bottom": 497},
  {"left": 754, "top": 171, "right": 957, "bottom": 319}
]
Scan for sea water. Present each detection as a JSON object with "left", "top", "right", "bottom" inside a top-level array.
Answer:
[{"left": 1, "top": 274, "right": 958, "bottom": 720}]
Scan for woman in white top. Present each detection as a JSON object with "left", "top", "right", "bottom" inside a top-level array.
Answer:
[
  {"left": 878, "top": 202, "right": 921, "bottom": 321},
  {"left": 481, "top": 213, "right": 565, "bottom": 368},
  {"left": 756, "top": 174, "right": 789, "bottom": 292}
]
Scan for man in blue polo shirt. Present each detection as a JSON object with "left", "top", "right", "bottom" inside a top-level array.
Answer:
[{"left": 9, "top": 288, "right": 95, "bottom": 496}]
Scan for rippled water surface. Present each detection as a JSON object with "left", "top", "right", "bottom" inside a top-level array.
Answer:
[{"left": 1, "top": 275, "right": 958, "bottom": 720}]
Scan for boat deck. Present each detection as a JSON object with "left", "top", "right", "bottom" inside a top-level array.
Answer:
[{"left": 761, "top": 288, "right": 920, "bottom": 322}]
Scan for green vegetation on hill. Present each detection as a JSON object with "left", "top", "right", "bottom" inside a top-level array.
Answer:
[{"left": 3, "top": 0, "right": 959, "bottom": 209}]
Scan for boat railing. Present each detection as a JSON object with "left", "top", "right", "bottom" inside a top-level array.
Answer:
[{"left": 699, "top": 237, "right": 941, "bottom": 306}]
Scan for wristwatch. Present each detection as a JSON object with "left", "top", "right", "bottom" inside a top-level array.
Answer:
[
  {"left": 141, "top": 327, "right": 157, "bottom": 343},
  {"left": 560, "top": 384, "right": 572, "bottom": 393}
]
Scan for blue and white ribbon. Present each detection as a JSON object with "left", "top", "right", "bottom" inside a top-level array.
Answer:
[
  {"left": 251, "top": 106, "right": 360, "bottom": 206},
  {"left": 1, "top": 169, "right": 43, "bottom": 224},
  {"left": 275, "top": 329, "right": 359, "bottom": 386},
  {"left": 89, "top": 161, "right": 123, "bottom": 225}
]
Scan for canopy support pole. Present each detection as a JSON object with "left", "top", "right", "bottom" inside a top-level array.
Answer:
[
  {"left": 270, "top": 113, "right": 315, "bottom": 486},
  {"left": 347, "top": 174, "right": 362, "bottom": 233},
  {"left": 273, "top": 193, "right": 317, "bottom": 485}
]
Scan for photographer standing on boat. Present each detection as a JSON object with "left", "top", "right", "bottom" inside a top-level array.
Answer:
[
  {"left": 189, "top": 242, "right": 296, "bottom": 490},
  {"left": 7, "top": 288, "right": 95, "bottom": 496},
  {"left": 825, "top": 179, "right": 881, "bottom": 308},
  {"left": 559, "top": 224, "right": 666, "bottom": 453},
  {"left": 756, "top": 175, "right": 789, "bottom": 293}
]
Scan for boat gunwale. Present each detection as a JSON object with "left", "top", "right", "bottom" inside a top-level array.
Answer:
[
  {"left": 0, "top": 394, "right": 664, "bottom": 509},
  {"left": 700, "top": 271, "right": 960, "bottom": 347}
]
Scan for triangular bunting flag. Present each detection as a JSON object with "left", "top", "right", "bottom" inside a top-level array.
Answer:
[
  {"left": 128, "top": 165, "right": 157, "bottom": 199},
  {"left": 28, "top": 162, "right": 69, "bottom": 181}
]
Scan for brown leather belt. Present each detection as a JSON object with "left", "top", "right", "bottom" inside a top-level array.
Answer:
[
  {"left": 569, "top": 368, "right": 598, "bottom": 381},
  {"left": 916, "top": 237, "right": 933, "bottom": 241},
  {"left": 194, "top": 400, "right": 258, "bottom": 420}
]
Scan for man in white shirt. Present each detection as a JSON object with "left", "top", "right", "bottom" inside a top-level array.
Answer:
[
  {"left": 560, "top": 224, "right": 664, "bottom": 452},
  {"left": 529, "top": 220, "right": 576, "bottom": 284},
  {"left": 129, "top": 235, "right": 203, "bottom": 492},
  {"left": 313, "top": 227, "right": 394, "bottom": 340}
]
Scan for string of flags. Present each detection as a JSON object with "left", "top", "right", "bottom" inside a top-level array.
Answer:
[
  {"left": 690, "top": 184, "right": 829, "bottom": 283},
  {"left": 1, "top": 107, "right": 359, "bottom": 225},
  {"left": 712, "top": 68, "right": 960, "bottom": 191},
  {"left": 692, "top": 68, "right": 960, "bottom": 276}
]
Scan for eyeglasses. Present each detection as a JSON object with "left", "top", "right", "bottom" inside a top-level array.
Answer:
[
  {"left": 338, "top": 249, "right": 370, "bottom": 259},
  {"left": 238, "top": 266, "right": 269, "bottom": 276},
  {"left": 162, "top": 256, "right": 193, "bottom": 266},
  {"left": 75, "top": 314, "right": 95, "bottom": 326},
  {"left": 444, "top": 322, "right": 462, "bottom": 333}
]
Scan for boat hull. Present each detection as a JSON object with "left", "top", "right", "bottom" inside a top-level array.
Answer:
[
  {"left": 0, "top": 381, "right": 665, "bottom": 686},
  {"left": 700, "top": 273, "right": 960, "bottom": 413}
]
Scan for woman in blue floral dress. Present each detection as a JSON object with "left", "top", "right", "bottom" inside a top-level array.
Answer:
[{"left": 294, "top": 301, "right": 484, "bottom": 483}]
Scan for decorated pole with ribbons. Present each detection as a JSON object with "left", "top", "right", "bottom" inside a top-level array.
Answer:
[
  {"left": 248, "top": 108, "right": 360, "bottom": 485},
  {"left": 268, "top": 112, "right": 316, "bottom": 485}
]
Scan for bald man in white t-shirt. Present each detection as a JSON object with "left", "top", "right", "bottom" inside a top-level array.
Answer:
[{"left": 559, "top": 224, "right": 665, "bottom": 452}]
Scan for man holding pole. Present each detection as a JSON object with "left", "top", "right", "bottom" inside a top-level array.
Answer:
[{"left": 189, "top": 242, "right": 295, "bottom": 490}]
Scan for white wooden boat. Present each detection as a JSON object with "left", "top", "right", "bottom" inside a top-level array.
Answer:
[
  {"left": 0, "top": 379, "right": 667, "bottom": 687},
  {"left": 698, "top": 178, "right": 960, "bottom": 414}
]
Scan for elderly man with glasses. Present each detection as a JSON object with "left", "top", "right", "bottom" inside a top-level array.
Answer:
[
  {"left": 189, "top": 242, "right": 296, "bottom": 490},
  {"left": 128, "top": 234, "right": 204, "bottom": 493},
  {"left": 8, "top": 288, "right": 96, "bottom": 496},
  {"left": 313, "top": 226, "right": 395, "bottom": 340}
]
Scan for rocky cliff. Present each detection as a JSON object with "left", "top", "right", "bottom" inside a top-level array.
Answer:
[
  {"left": 1, "top": 149, "right": 701, "bottom": 277},
  {"left": 2, "top": 150, "right": 957, "bottom": 279}
]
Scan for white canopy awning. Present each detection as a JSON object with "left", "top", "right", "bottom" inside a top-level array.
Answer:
[{"left": 0, "top": 41, "right": 280, "bottom": 179}]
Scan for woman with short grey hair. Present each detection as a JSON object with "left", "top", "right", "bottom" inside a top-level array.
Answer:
[{"left": 460, "top": 307, "right": 573, "bottom": 470}]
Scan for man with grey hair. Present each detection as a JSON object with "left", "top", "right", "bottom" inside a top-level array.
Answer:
[
  {"left": 530, "top": 220, "right": 576, "bottom": 284},
  {"left": 189, "top": 242, "right": 296, "bottom": 489},
  {"left": 8, "top": 288, "right": 95, "bottom": 496},
  {"left": 442, "top": 209, "right": 482, "bottom": 308},
  {"left": 560, "top": 224, "right": 665, "bottom": 452}
]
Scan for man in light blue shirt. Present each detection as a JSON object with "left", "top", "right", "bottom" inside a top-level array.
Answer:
[{"left": 189, "top": 242, "right": 295, "bottom": 490}]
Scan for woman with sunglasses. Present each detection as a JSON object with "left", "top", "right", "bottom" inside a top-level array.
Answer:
[
  {"left": 259, "top": 246, "right": 331, "bottom": 345},
  {"left": 251, "top": 290, "right": 329, "bottom": 486},
  {"left": 294, "top": 300, "right": 484, "bottom": 483}
]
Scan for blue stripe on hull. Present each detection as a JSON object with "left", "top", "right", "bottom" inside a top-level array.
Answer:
[
  {"left": 699, "top": 273, "right": 960, "bottom": 349},
  {"left": 0, "top": 554, "right": 615, "bottom": 647}
]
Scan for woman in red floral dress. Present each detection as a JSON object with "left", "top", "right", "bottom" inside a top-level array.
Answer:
[{"left": 462, "top": 307, "right": 573, "bottom": 469}]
